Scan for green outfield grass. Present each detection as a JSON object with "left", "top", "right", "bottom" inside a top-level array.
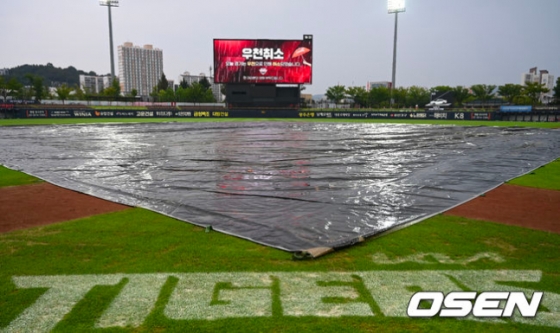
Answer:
[
  {"left": 0, "top": 166, "right": 42, "bottom": 188},
  {"left": 0, "top": 208, "right": 559, "bottom": 332},
  {"left": 508, "top": 159, "right": 560, "bottom": 191},
  {"left": 0, "top": 122, "right": 559, "bottom": 332},
  {"left": 1, "top": 117, "right": 560, "bottom": 128}
]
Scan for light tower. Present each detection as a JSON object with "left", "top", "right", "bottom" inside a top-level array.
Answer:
[
  {"left": 99, "top": 0, "right": 119, "bottom": 80},
  {"left": 388, "top": 0, "right": 405, "bottom": 107}
]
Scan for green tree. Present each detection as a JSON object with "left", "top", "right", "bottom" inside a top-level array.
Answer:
[
  {"left": 157, "top": 73, "right": 169, "bottom": 91},
  {"left": 553, "top": 77, "right": 560, "bottom": 104},
  {"left": 72, "top": 86, "right": 84, "bottom": 100},
  {"left": 430, "top": 85, "right": 453, "bottom": 94},
  {"left": 183, "top": 82, "right": 215, "bottom": 103},
  {"left": 150, "top": 86, "right": 160, "bottom": 102},
  {"left": 17, "top": 86, "right": 33, "bottom": 101},
  {"left": 55, "top": 84, "right": 73, "bottom": 104},
  {"left": 199, "top": 76, "right": 212, "bottom": 91},
  {"left": 325, "top": 85, "right": 346, "bottom": 106},
  {"left": 512, "top": 95, "right": 532, "bottom": 105},
  {"left": 25, "top": 74, "right": 46, "bottom": 102},
  {"left": 82, "top": 86, "right": 96, "bottom": 103},
  {"left": 451, "top": 86, "right": 471, "bottom": 107},
  {"left": 175, "top": 86, "right": 188, "bottom": 102},
  {"left": 179, "top": 79, "right": 189, "bottom": 89},
  {"left": 0, "top": 77, "right": 22, "bottom": 102},
  {"left": 6, "top": 64, "right": 97, "bottom": 88},
  {"left": 405, "top": 86, "right": 430, "bottom": 108},
  {"left": 522, "top": 82, "right": 549, "bottom": 105},
  {"left": 0, "top": 76, "right": 5, "bottom": 102},
  {"left": 345, "top": 86, "right": 367, "bottom": 108},
  {"left": 129, "top": 89, "right": 138, "bottom": 98},
  {"left": 103, "top": 78, "right": 121, "bottom": 100},
  {"left": 470, "top": 84, "right": 496, "bottom": 102},
  {"left": 429, "top": 85, "right": 453, "bottom": 103},
  {"left": 158, "top": 88, "right": 176, "bottom": 102},
  {"left": 498, "top": 84, "right": 523, "bottom": 104},
  {"left": 368, "top": 86, "right": 391, "bottom": 108},
  {"left": 392, "top": 87, "right": 408, "bottom": 108}
]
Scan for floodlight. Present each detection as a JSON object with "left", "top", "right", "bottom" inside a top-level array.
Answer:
[
  {"left": 99, "top": 0, "right": 119, "bottom": 79},
  {"left": 99, "top": 0, "right": 119, "bottom": 6},
  {"left": 388, "top": 0, "right": 405, "bottom": 13},
  {"left": 388, "top": 0, "right": 405, "bottom": 107}
]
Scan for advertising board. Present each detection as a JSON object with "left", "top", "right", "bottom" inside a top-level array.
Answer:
[
  {"left": 214, "top": 38, "right": 312, "bottom": 84},
  {"left": 500, "top": 105, "right": 532, "bottom": 112}
]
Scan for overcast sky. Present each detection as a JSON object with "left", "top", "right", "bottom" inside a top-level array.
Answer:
[{"left": 1, "top": 0, "right": 558, "bottom": 95}]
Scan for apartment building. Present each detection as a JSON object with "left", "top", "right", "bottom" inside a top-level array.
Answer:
[{"left": 118, "top": 42, "right": 163, "bottom": 97}]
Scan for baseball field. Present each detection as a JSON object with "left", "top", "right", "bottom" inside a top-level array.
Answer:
[{"left": 0, "top": 118, "right": 559, "bottom": 332}]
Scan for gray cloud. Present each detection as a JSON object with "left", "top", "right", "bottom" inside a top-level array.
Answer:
[{"left": 1, "top": 0, "right": 558, "bottom": 95}]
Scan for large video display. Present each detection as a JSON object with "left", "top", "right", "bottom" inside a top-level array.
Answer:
[{"left": 214, "top": 39, "right": 313, "bottom": 84}]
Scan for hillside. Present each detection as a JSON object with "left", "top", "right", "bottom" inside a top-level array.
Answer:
[{"left": 5, "top": 63, "right": 100, "bottom": 87}]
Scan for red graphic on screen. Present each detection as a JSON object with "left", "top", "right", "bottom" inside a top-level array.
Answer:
[{"left": 214, "top": 39, "right": 313, "bottom": 84}]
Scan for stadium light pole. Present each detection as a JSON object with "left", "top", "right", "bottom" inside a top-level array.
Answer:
[
  {"left": 388, "top": 0, "right": 405, "bottom": 107},
  {"left": 99, "top": 0, "right": 119, "bottom": 80}
]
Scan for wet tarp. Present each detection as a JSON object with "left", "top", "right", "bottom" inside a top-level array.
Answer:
[{"left": 1, "top": 122, "right": 559, "bottom": 255}]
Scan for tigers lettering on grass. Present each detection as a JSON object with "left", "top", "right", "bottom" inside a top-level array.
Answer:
[{"left": 4, "top": 270, "right": 558, "bottom": 332}]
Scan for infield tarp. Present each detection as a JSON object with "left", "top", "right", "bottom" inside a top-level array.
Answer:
[{"left": 1, "top": 122, "right": 559, "bottom": 254}]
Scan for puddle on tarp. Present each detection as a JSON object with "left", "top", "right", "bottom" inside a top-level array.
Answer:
[{"left": 1, "top": 122, "right": 559, "bottom": 255}]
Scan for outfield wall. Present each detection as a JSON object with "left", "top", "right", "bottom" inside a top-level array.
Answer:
[{"left": 3, "top": 108, "right": 560, "bottom": 122}]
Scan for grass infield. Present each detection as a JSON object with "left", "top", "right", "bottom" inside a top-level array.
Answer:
[
  {"left": 0, "top": 119, "right": 559, "bottom": 332},
  {"left": 0, "top": 166, "right": 42, "bottom": 188}
]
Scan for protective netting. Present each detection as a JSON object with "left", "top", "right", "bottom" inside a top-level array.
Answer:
[{"left": 1, "top": 122, "right": 559, "bottom": 253}]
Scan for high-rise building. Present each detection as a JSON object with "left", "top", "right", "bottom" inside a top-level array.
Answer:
[
  {"left": 118, "top": 42, "right": 163, "bottom": 97},
  {"left": 521, "top": 67, "right": 555, "bottom": 104}
]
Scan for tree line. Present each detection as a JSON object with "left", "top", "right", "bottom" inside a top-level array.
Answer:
[
  {"left": 151, "top": 73, "right": 216, "bottom": 103},
  {"left": 5, "top": 63, "right": 96, "bottom": 88},
  {"left": 0, "top": 72, "right": 217, "bottom": 104},
  {"left": 1, "top": 66, "right": 558, "bottom": 106},
  {"left": 0, "top": 74, "right": 124, "bottom": 104},
  {"left": 325, "top": 80, "right": 560, "bottom": 108}
]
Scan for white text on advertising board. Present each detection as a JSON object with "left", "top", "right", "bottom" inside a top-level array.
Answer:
[{"left": 242, "top": 48, "right": 284, "bottom": 60}]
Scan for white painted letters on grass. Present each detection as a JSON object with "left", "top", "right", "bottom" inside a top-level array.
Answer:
[{"left": 2, "top": 270, "right": 557, "bottom": 332}]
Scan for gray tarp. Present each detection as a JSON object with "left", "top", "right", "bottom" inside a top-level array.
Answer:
[{"left": 1, "top": 122, "right": 559, "bottom": 254}]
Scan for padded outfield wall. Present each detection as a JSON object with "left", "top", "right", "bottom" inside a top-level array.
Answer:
[{"left": 1, "top": 108, "right": 559, "bottom": 122}]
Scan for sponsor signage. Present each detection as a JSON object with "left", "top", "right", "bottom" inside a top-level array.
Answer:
[
  {"left": 470, "top": 113, "right": 492, "bottom": 120},
  {"left": 73, "top": 111, "right": 92, "bottom": 117},
  {"left": 534, "top": 106, "right": 560, "bottom": 112},
  {"left": 500, "top": 105, "right": 532, "bottom": 113},
  {"left": 50, "top": 110, "right": 73, "bottom": 117},
  {"left": 14, "top": 109, "right": 560, "bottom": 122},
  {"left": 14, "top": 110, "right": 428, "bottom": 120},
  {"left": 0, "top": 103, "right": 15, "bottom": 109},
  {"left": 25, "top": 110, "right": 47, "bottom": 118},
  {"left": 214, "top": 38, "right": 313, "bottom": 84}
]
